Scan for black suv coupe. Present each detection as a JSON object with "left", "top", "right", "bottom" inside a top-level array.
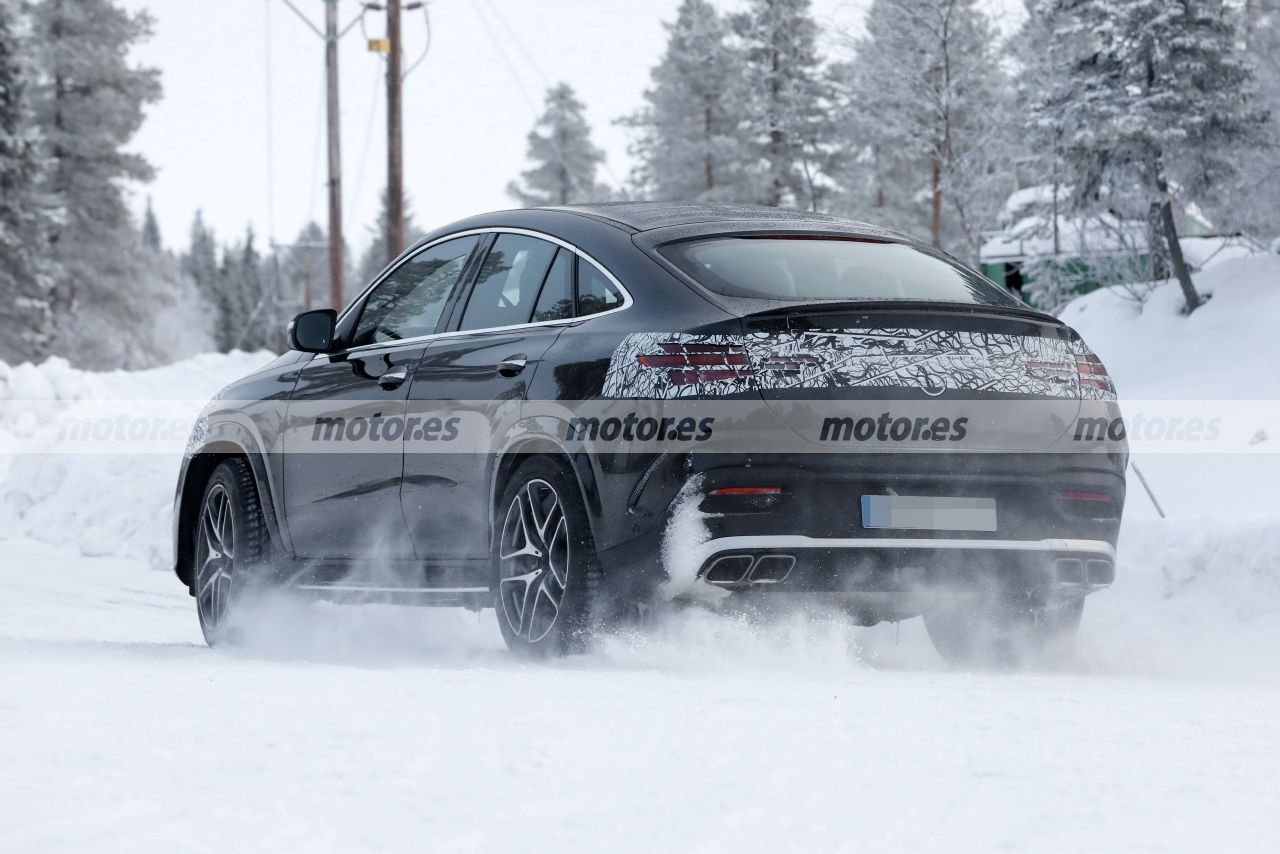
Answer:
[{"left": 175, "top": 203, "right": 1126, "bottom": 663}]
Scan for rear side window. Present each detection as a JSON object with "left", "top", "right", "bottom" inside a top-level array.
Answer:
[
  {"left": 577, "top": 260, "right": 625, "bottom": 317},
  {"left": 531, "top": 248, "right": 574, "bottom": 322},
  {"left": 459, "top": 234, "right": 560, "bottom": 331},
  {"left": 659, "top": 237, "right": 1021, "bottom": 306}
]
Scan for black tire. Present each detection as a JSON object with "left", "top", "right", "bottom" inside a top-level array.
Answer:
[
  {"left": 192, "top": 458, "right": 270, "bottom": 646},
  {"left": 924, "top": 594, "right": 1083, "bottom": 669},
  {"left": 493, "top": 457, "right": 603, "bottom": 656}
]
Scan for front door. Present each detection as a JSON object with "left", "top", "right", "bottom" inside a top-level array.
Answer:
[
  {"left": 402, "top": 233, "right": 576, "bottom": 559},
  {"left": 282, "top": 234, "right": 481, "bottom": 559}
]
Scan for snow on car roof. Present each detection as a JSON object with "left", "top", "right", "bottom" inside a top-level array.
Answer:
[{"left": 547, "top": 201, "right": 879, "bottom": 233}]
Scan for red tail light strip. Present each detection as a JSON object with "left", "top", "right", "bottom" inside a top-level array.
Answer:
[
  {"left": 1074, "top": 354, "right": 1115, "bottom": 394},
  {"left": 637, "top": 343, "right": 753, "bottom": 386}
]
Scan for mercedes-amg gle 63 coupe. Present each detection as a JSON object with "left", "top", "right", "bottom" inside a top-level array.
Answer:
[{"left": 176, "top": 203, "right": 1126, "bottom": 664}]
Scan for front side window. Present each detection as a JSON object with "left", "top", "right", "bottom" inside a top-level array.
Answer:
[
  {"left": 458, "top": 234, "right": 559, "bottom": 331},
  {"left": 659, "top": 237, "right": 1022, "bottom": 307},
  {"left": 351, "top": 235, "right": 479, "bottom": 347}
]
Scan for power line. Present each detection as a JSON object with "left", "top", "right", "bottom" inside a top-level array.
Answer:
[
  {"left": 346, "top": 68, "right": 383, "bottom": 235},
  {"left": 470, "top": 1, "right": 628, "bottom": 198}
]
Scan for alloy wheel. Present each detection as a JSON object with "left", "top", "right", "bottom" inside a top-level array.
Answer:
[
  {"left": 195, "top": 482, "right": 236, "bottom": 633},
  {"left": 498, "top": 478, "right": 570, "bottom": 643}
]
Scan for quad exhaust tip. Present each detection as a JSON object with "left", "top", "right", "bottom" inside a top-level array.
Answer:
[
  {"left": 702, "top": 554, "right": 797, "bottom": 586},
  {"left": 1053, "top": 557, "right": 1114, "bottom": 587}
]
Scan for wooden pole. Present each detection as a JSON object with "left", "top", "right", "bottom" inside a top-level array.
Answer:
[
  {"left": 324, "top": 0, "right": 344, "bottom": 308},
  {"left": 386, "top": 0, "right": 405, "bottom": 263}
]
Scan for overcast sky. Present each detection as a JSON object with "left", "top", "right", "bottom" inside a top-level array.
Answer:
[{"left": 120, "top": 0, "right": 1023, "bottom": 257}]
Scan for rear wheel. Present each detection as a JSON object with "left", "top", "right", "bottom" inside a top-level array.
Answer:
[
  {"left": 924, "top": 594, "right": 1083, "bottom": 668},
  {"left": 494, "top": 457, "right": 602, "bottom": 656},
  {"left": 193, "top": 458, "right": 270, "bottom": 646}
]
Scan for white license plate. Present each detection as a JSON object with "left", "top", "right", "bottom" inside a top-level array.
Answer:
[{"left": 861, "top": 495, "right": 997, "bottom": 532}]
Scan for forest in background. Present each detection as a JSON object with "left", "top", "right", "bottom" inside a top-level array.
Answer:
[{"left": 1, "top": 0, "right": 1278, "bottom": 369}]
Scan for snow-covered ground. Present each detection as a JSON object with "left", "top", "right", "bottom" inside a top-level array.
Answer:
[{"left": 3, "top": 258, "right": 1280, "bottom": 852}]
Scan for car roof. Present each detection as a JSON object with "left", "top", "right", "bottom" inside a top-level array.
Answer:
[{"left": 544, "top": 201, "right": 914, "bottom": 239}]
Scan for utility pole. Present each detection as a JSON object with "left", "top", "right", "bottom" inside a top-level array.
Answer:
[
  {"left": 386, "top": 0, "right": 405, "bottom": 263},
  {"left": 324, "top": 0, "right": 345, "bottom": 309}
]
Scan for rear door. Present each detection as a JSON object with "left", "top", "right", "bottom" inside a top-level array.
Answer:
[
  {"left": 401, "top": 233, "right": 577, "bottom": 559},
  {"left": 282, "top": 234, "right": 481, "bottom": 559}
]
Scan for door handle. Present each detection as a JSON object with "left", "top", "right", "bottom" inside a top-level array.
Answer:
[
  {"left": 377, "top": 366, "right": 409, "bottom": 390},
  {"left": 497, "top": 355, "right": 527, "bottom": 377}
]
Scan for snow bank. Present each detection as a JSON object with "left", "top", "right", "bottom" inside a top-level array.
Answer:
[
  {"left": 0, "top": 351, "right": 273, "bottom": 569},
  {"left": 1059, "top": 254, "right": 1280, "bottom": 398},
  {"left": 1059, "top": 255, "right": 1280, "bottom": 679}
]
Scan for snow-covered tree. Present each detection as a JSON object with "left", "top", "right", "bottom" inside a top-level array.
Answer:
[
  {"left": 133, "top": 211, "right": 215, "bottom": 364},
  {"left": 210, "top": 227, "right": 276, "bottom": 353},
  {"left": 27, "top": 0, "right": 161, "bottom": 363},
  {"left": 732, "top": 0, "right": 836, "bottom": 210},
  {"left": 140, "top": 195, "right": 161, "bottom": 252},
  {"left": 508, "top": 83, "right": 611, "bottom": 207},
  {"left": 1050, "top": 0, "right": 1268, "bottom": 312},
  {"left": 0, "top": 0, "right": 54, "bottom": 365},
  {"left": 357, "top": 187, "right": 421, "bottom": 287},
  {"left": 621, "top": 0, "right": 752, "bottom": 202},
  {"left": 833, "top": 0, "right": 1013, "bottom": 255},
  {"left": 182, "top": 211, "right": 218, "bottom": 294},
  {"left": 1214, "top": 0, "right": 1280, "bottom": 240}
]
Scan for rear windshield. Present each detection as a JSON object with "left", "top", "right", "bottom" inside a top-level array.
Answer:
[{"left": 659, "top": 237, "right": 1021, "bottom": 306}]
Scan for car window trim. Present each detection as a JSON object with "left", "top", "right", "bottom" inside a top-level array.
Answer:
[{"left": 334, "top": 227, "right": 633, "bottom": 356}]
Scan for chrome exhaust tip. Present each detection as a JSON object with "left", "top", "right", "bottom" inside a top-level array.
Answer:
[
  {"left": 749, "top": 554, "right": 796, "bottom": 584},
  {"left": 703, "top": 555, "right": 754, "bottom": 585},
  {"left": 1085, "top": 558, "right": 1115, "bottom": 586},
  {"left": 1054, "top": 557, "right": 1086, "bottom": 585}
]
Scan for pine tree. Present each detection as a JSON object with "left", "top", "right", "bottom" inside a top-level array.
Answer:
[
  {"left": 182, "top": 211, "right": 230, "bottom": 350},
  {"left": 27, "top": 0, "right": 162, "bottom": 362},
  {"left": 834, "top": 0, "right": 1012, "bottom": 254},
  {"left": 0, "top": 0, "right": 54, "bottom": 365},
  {"left": 1052, "top": 0, "right": 1269, "bottom": 312},
  {"left": 507, "top": 83, "right": 611, "bottom": 207},
  {"left": 211, "top": 227, "right": 274, "bottom": 353},
  {"left": 732, "top": 0, "right": 837, "bottom": 211},
  {"left": 140, "top": 195, "right": 161, "bottom": 252},
  {"left": 621, "top": 0, "right": 751, "bottom": 202},
  {"left": 1217, "top": 0, "right": 1280, "bottom": 239},
  {"left": 357, "top": 187, "right": 421, "bottom": 287}
]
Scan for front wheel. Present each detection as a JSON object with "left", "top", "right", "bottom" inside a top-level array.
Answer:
[
  {"left": 494, "top": 458, "right": 602, "bottom": 656},
  {"left": 193, "top": 458, "right": 269, "bottom": 646},
  {"left": 924, "top": 595, "right": 1083, "bottom": 668}
]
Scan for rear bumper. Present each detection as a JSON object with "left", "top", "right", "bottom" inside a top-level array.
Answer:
[{"left": 695, "top": 535, "right": 1115, "bottom": 593}]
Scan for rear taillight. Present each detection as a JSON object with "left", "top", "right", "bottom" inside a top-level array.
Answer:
[
  {"left": 1075, "top": 353, "right": 1115, "bottom": 394},
  {"left": 637, "top": 343, "right": 753, "bottom": 386}
]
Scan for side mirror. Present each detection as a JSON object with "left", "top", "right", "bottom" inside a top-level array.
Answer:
[{"left": 288, "top": 309, "right": 337, "bottom": 353}]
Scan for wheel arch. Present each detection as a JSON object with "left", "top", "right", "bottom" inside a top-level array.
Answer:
[
  {"left": 488, "top": 437, "right": 604, "bottom": 550},
  {"left": 174, "top": 436, "right": 282, "bottom": 588}
]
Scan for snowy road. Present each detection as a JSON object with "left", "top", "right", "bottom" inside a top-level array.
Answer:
[{"left": 3, "top": 537, "right": 1278, "bottom": 854}]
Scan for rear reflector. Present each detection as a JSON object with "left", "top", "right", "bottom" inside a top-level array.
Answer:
[
  {"left": 1061, "top": 490, "right": 1113, "bottom": 502},
  {"left": 710, "top": 486, "right": 783, "bottom": 496}
]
